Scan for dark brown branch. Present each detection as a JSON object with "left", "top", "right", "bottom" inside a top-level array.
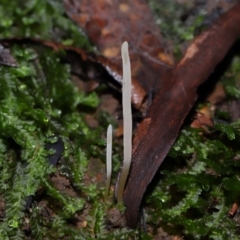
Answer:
[{"left": 123, "top": 2, "right": 240, "bottom": 228}]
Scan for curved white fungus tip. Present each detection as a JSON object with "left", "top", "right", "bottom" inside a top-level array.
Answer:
[
  {"left": 104, "top": 124, "right": 112, "bottom": 201},
  {"left": 117, "top": 41, "right": 132, "bottom": 203}
]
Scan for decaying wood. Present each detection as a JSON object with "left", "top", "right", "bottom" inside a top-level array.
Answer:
[{"left": 123, "top": 2, "right": 240, "bottom": 228}]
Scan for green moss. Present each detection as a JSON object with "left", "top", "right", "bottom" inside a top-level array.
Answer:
[
  {"left": 0, "top": 43, "right": 136, "bottom": 239},
  {"left": 0, "top": 0, "right": 92, "bottom": 49}
]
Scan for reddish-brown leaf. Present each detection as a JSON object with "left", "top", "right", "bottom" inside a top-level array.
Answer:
[{"left": 64, "top": 0, "right": 174, "bottom": 108}]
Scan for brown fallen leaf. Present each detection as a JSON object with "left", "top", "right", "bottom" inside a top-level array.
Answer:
[
  {"left": 172, "top": 236, "right": 184, "bottom": 240},
  {"left": 64, "top": 0, "right": 174, "bottom": 106},
  {"left": 206, "top": 82, "right": 226, "bottom": 105},
  {"left": 229, "top": 202, "right": 238, "bottom": 216},
  {"left": 190, "top": 106, "right": 214, "bottom": 131}
]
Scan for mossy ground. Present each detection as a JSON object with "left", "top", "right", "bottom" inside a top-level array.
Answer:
[{"left": 0, "top": 0, "right": 240, "bottom": 239}]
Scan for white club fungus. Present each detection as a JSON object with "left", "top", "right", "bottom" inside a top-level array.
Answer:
[
  {"left": 117, "top": 41, "right": 132, "bottom": 203},
  {"left": 104, "top": 124, "right": 112, "bottom": 201}
]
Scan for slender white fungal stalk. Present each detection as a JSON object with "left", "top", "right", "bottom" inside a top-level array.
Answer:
[
  {"left": 104, "top": 124, "right": 112, "bottom": 201},
  {"left": 117, "top": 41, "right": 132, "bottom": 203}
]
